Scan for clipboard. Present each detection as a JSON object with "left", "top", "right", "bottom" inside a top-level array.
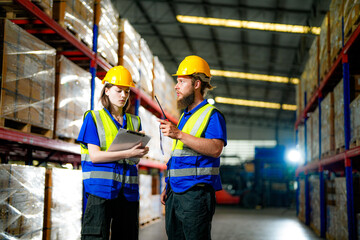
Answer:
[{"left": 107, "top": 128, "right": 151, "bottom": 152}]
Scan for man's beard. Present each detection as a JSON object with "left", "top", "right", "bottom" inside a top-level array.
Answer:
[{"left": 177, "top": 91, "right": 195, "bottom": 109}]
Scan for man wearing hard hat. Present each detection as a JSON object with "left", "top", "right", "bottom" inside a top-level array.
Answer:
[{"left": 159, "top": 55, "right": 227, "bottom": 240}]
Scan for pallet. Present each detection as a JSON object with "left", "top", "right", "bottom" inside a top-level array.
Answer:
[
  {"left": 0, "top": 0, "right": 52, "bottom": 18},
  {"left": 350, "top": 138, "right": 360, "bottom": 149},
  {"left": 55, "top": 136, "right": 77, "bottom": 143},
  {"left": 335, "top": 146, "right": 345, "bottom": 154},
  {"left": 0, "top": 118, "right": 53, "bottom": 138},
  {"left": 321, "top": 150, "right": 335, "bottom": 159}
]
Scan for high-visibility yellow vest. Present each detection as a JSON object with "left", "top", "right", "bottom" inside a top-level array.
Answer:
[
  {"left": 81, "top": 109, "right": 141, "bottom": 200},
  {"left": 167, "top": 103, "right": 222, "bottom": 193}
]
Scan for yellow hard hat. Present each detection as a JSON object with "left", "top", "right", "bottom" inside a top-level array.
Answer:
[
  {"left": 173, "top": 55, "right": 211, "bottom": 78},
  {"left": 102, "top": 66, "right": 135, "bottom": 87}
]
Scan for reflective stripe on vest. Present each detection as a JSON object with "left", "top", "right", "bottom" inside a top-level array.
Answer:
[
  {"left": 168, "top": 167, "right": 219, "bottom": 177},
  {"left": 80, "top": 109, "right": 140, "bottom": 185},
  {"left": 169, "top": 104, "right": 219, "bottom": 179},
  {"left": 83, "top": 171, "right": 138, "bottom": 184}
]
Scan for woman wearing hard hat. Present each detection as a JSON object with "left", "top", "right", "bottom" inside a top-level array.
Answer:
[{"left": 77, "top": 66, "right": 149, "bottom": 240}]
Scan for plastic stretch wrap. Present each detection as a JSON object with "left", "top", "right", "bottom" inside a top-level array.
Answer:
[
  {"left": 319, "top": 14, "right": 330, "bottom": 80},
  {"left": 298, "top": 179, "right": 305, "bottom": 222},
  {"left": 98, "top": 0, "right": 119, "bottom": 66},
  {"left": 164, "top": 72, "right": 180, "bottom": 119},
  {"left": 321, "top": 92, "right": 334, "bottom": 155},
  {"left": 139, "top": 38, "right": 154, "bottom": 96},
  {"left": 0, "top": 164, "right": 45, "bottom": 239},
  {"left": 53, "top": 0, "right": 94, "bottom": 48},
  {"left": 0, "top": 20, "right": 56, "bottom": 130},
  {"left": 49, "top": 168, "right": 82, "bottom": 240},
  {"left": 343, "top": 0, "right": 360, "bottom": 42},
  {"left": 121, "top": 19, "right": 140, "bottom": 85},
  {"left": 334, "top": 79, "right": 345, "bottom": 149},
  {"left": 31, "top": 0, "right": 53, "bottom": 17},
  {"left": 298, "top": 125, "right": 305, "bottom": 164},
  {"left": 306, "top": 113, "right": 312, "bottom": 162},
  {"left": 296, "top": 81, "right": 302, "bottom": 118},
  {"left": 306, "top": 37, "right": 319, "bottom": 102},
  {"left": 311, "top": 108, "right": 319, "bottom": 161},
  {"left": 139, "top": 174, "right": 152, "bottom": 224},
  {"left": 309, "top": 175, "right": 320, "bottom": 235},
  {"left": 93, "top": 77, "right": 104, "bottom": 111},
  {"left": 138, "top": 106, "right": 172, "bottom": 163},
  {"left": 350, "top": 95, "right": 360, "bottom": 143},
  {"left": 326, "top": 205, "right": 338, "bottom": 239},
  {"left": 335, "top": 177, "right": 348, "bottom": 240},
  {"left": 329, "top": 0, "right": 343, "bottom": 62},
  {"left": 56, "top": 56, "right": 91, "bottom": 139}
]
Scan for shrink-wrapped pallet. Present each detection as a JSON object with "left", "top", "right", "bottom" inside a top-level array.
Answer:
[
  {"left": 139, "top": 38, "right": 154, "bottom": 96},
  {"left": 298, "top": 125, "right": 305, "bottom": 164},
  {"left": 56, "top": 56, "right": 91, "bottom": 139},
  {"left": 298, "top": 179, "right": 305, "bottom": 222},
  {"left": 350, "top": 95, "right": 360, "bottom": 146},
  {"left": 139, "top": 174, "right": 152, "bottom": 224},
  {"left": 329, "top": 0, "right": 343, "bottom": 63},
  {"left": 306, "top": 113, "right": 312, "bottom": 163},
  {"left": 47, "top": 168, "right": 82, "bottom": 240},
  {"left": 321, "top": 92, "right": 335, "bottom": 156},
  {"left": 0, "top": 164, "right": 45, "bottom": 239},
  {"left": 53, "top": 0, "right": 94, "bottom": 48},
  {"left": 343, "top": 0, "right": 360, "bottom": 43},
  {"left": 309, "top": 175, "right": 320, "bottom": 236},
  {"left": 335, "top": 177, "right": 348, "bottom": 240},
  {"left": 326, "top": 205, "right": 338, "bottom": 239},
  {"left": 138, "top": 106, "right": 172, "bottom": 163},
  {"left": 0, "top": 19, "right": 56, "bottom": 134},
  {"left": 296, "top": 77, "right": 303, "bottom": 118},
  {"left": 97, "top": 0, "right": 119, "bottom": 66},
  {"left": 319, "top": 13, "right": 331, "bottom": 81},
  {"left": 311, "top": 108, "right": 319, "bottom": 161},
  {"left": 334, "top": 79, "right": 345, "bottom": 150},
  {"left": 121, "top": 19, "right": 141, "bottom": 85},
  {"left": 306, "top": 37, "right": 319, "bottom": 103},
  {"left": 93, "top": 77, "right": 104, "bottom": 111}
]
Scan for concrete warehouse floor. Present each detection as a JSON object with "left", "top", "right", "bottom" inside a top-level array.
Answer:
[{"left": 139, "top": 206, "right": 322, "bottom": 240}]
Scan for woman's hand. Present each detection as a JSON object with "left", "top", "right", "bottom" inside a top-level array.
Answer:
[{"left": 129, "top": 143, "right": 149, "bottom": 158}]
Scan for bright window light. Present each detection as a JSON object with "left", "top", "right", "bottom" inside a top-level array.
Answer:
[
  {"left": 211, "top": 69, "right": 299, "bottom": 84},
  {"left": 286, "top": 148, "right": 302, "bottom": 164},
  {"left": 215, "top": 97, "right": 297, "bottom": 111},
  {"left": 177, "top": 15, "right": 320, "bottom": 35}
]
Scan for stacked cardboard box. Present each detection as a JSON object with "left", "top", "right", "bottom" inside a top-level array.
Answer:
[
  {"left": 139, "top": 174, "right": 152, "bottom": 224},
  {"left": 335, "top": 177, "right": 349, "bottom": 239},
  {"left": 0, "top": 19, "right": 56, "bottom": 133},
  {"left": 0, "top": 164, "right": 45, "bottom": 239},
  {"left": 97, "top": 0, "right": 119, "bottom": 66},
  {"left": 56, "top": 56, "right": 91, "bottom": 139},
  {"left": 329, "top": 0, "right": 343, "bottom": 63},
  {"left": 309, "top": 175, "right": 320, "bottom": 236},
  {"left": 311, "top": 108, "right": 319, "bottom": 161},
  {"left": 319, "top": 13, "right": 331, "bottom": 81},
  {"left": 45, "top": 168, "right": 82, "bottom": 240},
  {"left": 321, "top": 92, "right": 335, "bottom": 156},
  {"left": 298, "top": 179, "right": 305, "bottom": 222},
  {"left": 306, "top": 37, "right": 319, "bottom": 103},
  {"left": 139, "top": 38, "right": 154, "bottom": 97},
  {"left": 121, "top": 19, "right": 141, "bottom": 86},
  {"left": 343, "top": 0, "right": 360, "bottom": 43},
  {"left": 334, "top": 79, "right": 345, "bottom": 150},
  {"left": 298, "top": 125, "right": 305, "bottom": 163},
  {"left": 53, "top": 0, "right": 94, "bottom": 48},
  {"left": 350, "top": 94, "right": 360, "bottom": 145},
  {"left": 296, "top": 79, "right": 303, "bottom": 119},
  {"left": 306, "top": 113, "right": 313, "bottom": 163}
]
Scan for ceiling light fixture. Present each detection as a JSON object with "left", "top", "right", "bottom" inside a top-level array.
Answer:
[
  {"left": 211, "top": 69, "right": 299, "bottom": 84},
  {"left": 176, "top": 15, "right": 320, "bottom": 35},
  {"left": 215, "top": 97, "right": 297, "bottom": 111}
]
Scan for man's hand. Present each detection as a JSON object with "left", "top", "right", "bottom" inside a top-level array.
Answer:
[
  {"left": 160, "top": 188, "right": 167, "bottom": 205},
  {"left": 158, "top": 119, "right": 182, "bottom": 140}
]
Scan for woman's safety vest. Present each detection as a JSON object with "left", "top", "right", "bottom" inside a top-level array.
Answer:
[
  {"left": 167, "top": 103, "right": 222, "bottom": 193},
  {"left": 80, "top": 109, "right": 141, "bottom": 200}
]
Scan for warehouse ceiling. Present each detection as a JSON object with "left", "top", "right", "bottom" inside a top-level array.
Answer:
[{"left": 112, "top": 0, "right": 330, "bottom": 131}]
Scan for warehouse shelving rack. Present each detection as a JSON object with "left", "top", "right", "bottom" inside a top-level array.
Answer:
[
  {"left": 295, "top": 17, "right": 360, "bottom": 240},
  {"left": 0, "top": 0, "right": 175, "bottom": 170}
]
